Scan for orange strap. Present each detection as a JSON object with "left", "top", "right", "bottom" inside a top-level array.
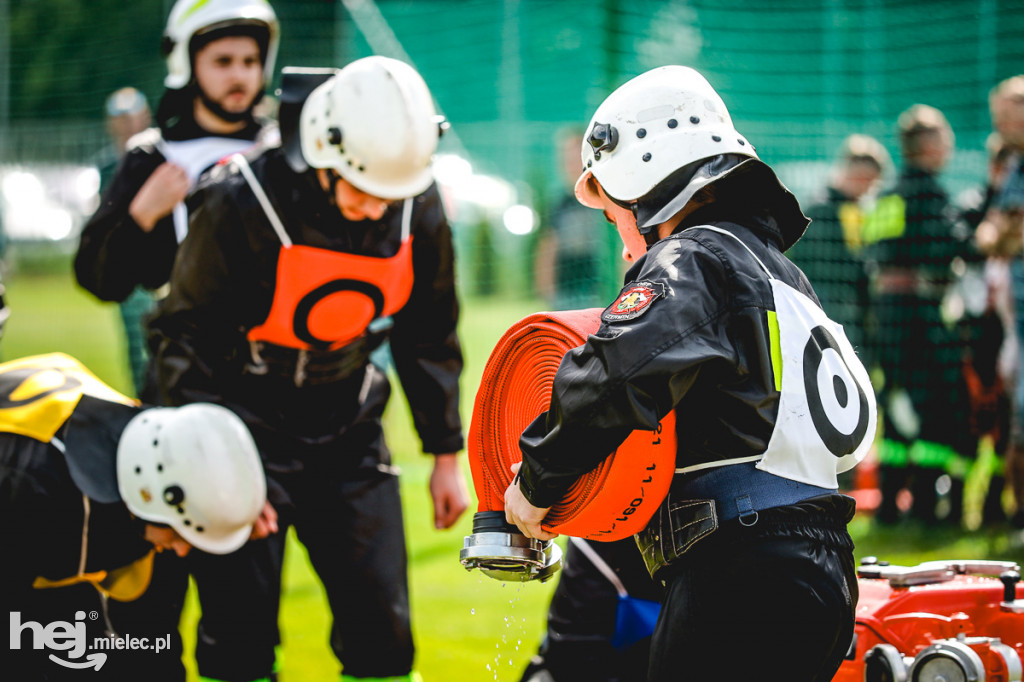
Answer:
[{"left": 468, "top": 309, "right": 675, "bottom": 541}]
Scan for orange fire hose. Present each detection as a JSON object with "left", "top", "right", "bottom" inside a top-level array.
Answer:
[{"left": 468, "top": 308, "right": 676, "bottom": 541}]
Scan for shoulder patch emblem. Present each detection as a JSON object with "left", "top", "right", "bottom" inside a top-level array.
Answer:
[{"left": 602, "top": 281, "right": 666, "bottom": 323}]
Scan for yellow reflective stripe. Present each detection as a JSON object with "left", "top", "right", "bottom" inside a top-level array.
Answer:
[
  {"left": 32, "top": 550, "right": 155, "bottom": 602},
  {"left": 878, "top": 438, "right": 909, "bottom": 466},
  {"left": 0, "top": 353, "right": 136, "bottom": 442},
  {"left": 33, "top": 570, "right": 108, "bottom": 590},
  {"left": 838, "top": 202, "right": 865, "bottom": 251},
  {"left": 766, "top": 310, "right": 782, "bottom": 391},
  {"left": 907, "top": 439, "right": 970, "bottom": 477},
  {"left": 179, "top": 0, "right": 212, "bottom": 24},
  {"left": 945, "top": 452, "right": 971, "bottom": 479},
  {"left": 862, "top": 194, "right": 906, "bottom": 244},
  {"left": 97, "top": 549, "right": 155, "bottom": 602}
]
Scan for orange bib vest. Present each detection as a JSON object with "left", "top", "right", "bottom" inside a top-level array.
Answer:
[{"left": 234, "top": 154, "right": 415, "bottom": 352}]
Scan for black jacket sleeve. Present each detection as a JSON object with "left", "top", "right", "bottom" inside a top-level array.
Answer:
[
  {"left": 74, "top": 146, "right": 180, "bottom": 302},
  {"left": 518, "top": 236, "right": 738, "bottom": 507},
  {"left": 389, "top": 185, "right": 465, "bottom": 455}
]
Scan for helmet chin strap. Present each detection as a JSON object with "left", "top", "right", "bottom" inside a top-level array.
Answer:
[
  {"left": 608, "top": 194, "right": 660, "bottom": 248},
  {"left": 324, "top": 168, "right": 342, "bottom": 207},
  {"left": 609, "top": 155, "right": 754, "bottom": 250},
  {"left": 640, "top": 211, "right": 661, "bottom": 248}
]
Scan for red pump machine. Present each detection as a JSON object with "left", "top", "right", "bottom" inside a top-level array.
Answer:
[{"left": 837, "top": 558, "right": 1024, "bottom": 681}]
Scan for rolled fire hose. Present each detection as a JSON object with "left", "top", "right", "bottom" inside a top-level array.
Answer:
[{"left": 460, "top": 308, "right": 676, "bottom": 582}]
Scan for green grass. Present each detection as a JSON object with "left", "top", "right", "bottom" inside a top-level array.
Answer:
[
  {"left": 6, "top": 269, "right": 555, "bottom": 681},
  {"left": 8, "top": 266, "right": 1024, "bottom": 681}
]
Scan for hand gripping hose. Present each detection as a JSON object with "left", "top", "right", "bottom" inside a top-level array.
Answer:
[{"left": 460, "top": 309, "right": 675, "bottom": 582}]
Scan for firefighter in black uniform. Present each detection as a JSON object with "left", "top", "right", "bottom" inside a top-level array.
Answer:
[
  {"left": 786, "top": 133, "right": 889, "bottom": 358},
  {"left": 862, "top": 104, "right": 977, "bottom": 526},
  {"left": 1, "top": 352, "right": 270, "bottom": 682},
  {"left": 504, "top": 66, "right": 876, "bottom": 681},
  {"left": 74, "top": 0, "right": 279, "bottom": 399},
  {"left": 148, "top": 57, "right": 468, "bottom": 682}
]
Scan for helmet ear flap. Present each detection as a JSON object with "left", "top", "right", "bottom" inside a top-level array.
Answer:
[{"left": 278, "top": 67, "right": 339, "bottom": 173}]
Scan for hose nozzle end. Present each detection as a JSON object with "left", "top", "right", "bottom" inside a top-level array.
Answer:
[{"left": 459, "top": 512, "right": 562, "bottom": 583}]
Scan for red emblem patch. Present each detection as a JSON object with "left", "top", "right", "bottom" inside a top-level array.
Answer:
[{"left": 602, "top": 281, "right": 665, "bottom": 323}]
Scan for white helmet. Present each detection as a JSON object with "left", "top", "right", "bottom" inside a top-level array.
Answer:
[
  {"left": 162, "top": 0, "right": 279, "bottom": 90},
  {"left": 299, "top": 56, "right": 442, "bottom": 200},
  {"left": 575, "top": 65, "right": 757, "bottom": 211},
  {"left": 117, "top": 403, "right": 266, "bottom": 555}
]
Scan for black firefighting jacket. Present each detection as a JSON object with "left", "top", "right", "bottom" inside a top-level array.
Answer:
[
  {"left": 74, "top": 115, "right": 266, "bottom": 303},
  {"left": 518, "top": 200, "right": 817, "bottom": 509},
  {"left": 1, "top": 388, "right": 150, "bottom": 598},
  {"left": 147, "top": 146, "right": 464, "bottom": 464}
]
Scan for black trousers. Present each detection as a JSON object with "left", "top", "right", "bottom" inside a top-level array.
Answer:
[
  {"left": 189, "top": 436, "right": 412, "bottom": 681},
  {"left": 647, "top": 498, "right": 857, "bottom": 682}
]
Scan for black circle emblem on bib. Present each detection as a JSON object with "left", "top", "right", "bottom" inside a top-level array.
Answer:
[
  {"left": 802, "top": 325, "right": 869, "bottom": 457},
  {"left": 293, "top": 279, "right": 385, "bottom": 350}
]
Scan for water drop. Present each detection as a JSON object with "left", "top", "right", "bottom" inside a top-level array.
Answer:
[{"left": 470, "top": 608, "right": 475, "bottom": 615}]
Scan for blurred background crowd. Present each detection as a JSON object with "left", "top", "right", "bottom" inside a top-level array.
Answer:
[{"left": 2, "top": 1, "right": 1019, "bottom": 295}]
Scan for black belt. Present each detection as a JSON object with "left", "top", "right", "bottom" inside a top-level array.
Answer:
[
  {"left": 674, "top": 461, "right": 836, "bottom": 525},
  {"left": 636, "top": 462, "right": 838, "bottom": 579},
  {"left": 244, "top": 330, "right": 387, "bottom": 387}
]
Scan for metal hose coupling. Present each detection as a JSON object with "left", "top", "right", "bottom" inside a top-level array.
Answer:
[{"left": 459, "top": 511, "right": 562, "bottom": 583}]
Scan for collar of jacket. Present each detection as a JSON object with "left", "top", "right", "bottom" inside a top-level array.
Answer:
[{"left": 673, "top": 204, "right": 788, "bottom": 252}]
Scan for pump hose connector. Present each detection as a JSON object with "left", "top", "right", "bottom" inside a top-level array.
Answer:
[{"left": 460, "top": 511, "right": 563, "bottom": 582}]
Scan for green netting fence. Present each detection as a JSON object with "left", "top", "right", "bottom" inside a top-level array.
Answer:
[{"left": 2, "top": 0, "right": 1022, "bottom": 305}]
